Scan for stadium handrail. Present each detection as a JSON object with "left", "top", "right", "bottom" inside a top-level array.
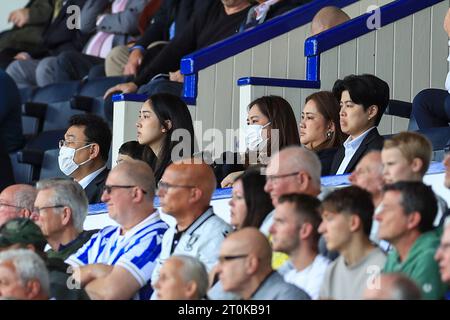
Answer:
[
  {"left": 179, "top": 0, "right": 359, "bottom": 105},
  {"left": 236, "top": 0, "right": 445, "bottom": 89}
]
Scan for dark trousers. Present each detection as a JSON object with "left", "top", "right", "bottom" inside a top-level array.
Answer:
[
  {"left": 412, "top": 88, "right": 450, "bottom": 129},
  {"left": 54, "top": 51, "right": 105, "bottom": 82}
]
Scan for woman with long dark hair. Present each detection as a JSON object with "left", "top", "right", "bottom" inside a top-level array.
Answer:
[
  {"left": 136, "top": 93, "right": 195, "bottom": 182},
  {"left": 299, "top": 91, "right": 346, "bottom": 175}
]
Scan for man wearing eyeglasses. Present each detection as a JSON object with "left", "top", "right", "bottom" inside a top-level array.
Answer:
[
  {"left": 59, "top": 114, "right": 111, "bottom": 204},
  {"left": 66, "top": 160, "right": 169, "bottom": 300},
  {"left": 150, "top": 159, "right": 232, "bottom": 298},
  {"left": 32, "top": 178, "right": 96, "bottom": 261},
  {"left": 217, "top": 227, "right": 310, "bottom": 300},
  {"left": 0, "top": 184, "right": 36, "bottom": 227}
]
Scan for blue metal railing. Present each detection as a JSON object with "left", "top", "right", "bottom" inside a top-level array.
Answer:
[{"left": 179, "top": 0, "right": 359, "bottom": 105}]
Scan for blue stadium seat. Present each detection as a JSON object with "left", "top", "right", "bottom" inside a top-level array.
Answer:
[{"left": 39, "top": 149, "right": 65, "bottom": 180}]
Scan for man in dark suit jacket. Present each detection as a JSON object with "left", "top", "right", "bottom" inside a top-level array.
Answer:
[
  {"left": 58, "top": 114, "right": 111, "bottom": 204},
  {"left": 329, "top": 74, "right": 389, "bottom": 175}
]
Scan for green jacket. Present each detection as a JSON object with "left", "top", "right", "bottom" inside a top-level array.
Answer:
[
  {"left": 0, "top": 0, "right": 54, "bottom": 51},
  {"left": 383, "top": 230, "right": 448, "bottom": 300},
  {"left": 47, "top": 229, "right": 99, "bottom": 261}
]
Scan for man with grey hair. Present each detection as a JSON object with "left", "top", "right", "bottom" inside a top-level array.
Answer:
[
  {"left": 0, "top": 184, "right": 37, "bottom": 226},
  {"left": 31, "top": 178, "right": 96, "bottom": 261},
  {"left": 66, "top": 160, "right": 168, "bottom": 300},
  {"left": 0, "top": 249, "right": 49, "bottom": 300},
  {"left": 363, "top": 273, "right": 422, "bottom": 300},
  {"left": 262, "top": 146, "right": 322, "bottom": 234},
  {"left": 153, "top": 255, "right": 209, "bottom": 300}
]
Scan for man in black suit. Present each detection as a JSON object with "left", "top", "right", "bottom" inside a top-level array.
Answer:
[
  {"left": 58, "top": 114, "right": 111, "bottom": 204},
  {"left": 329, "top": 74, "right": 389, "bottom": 175}
]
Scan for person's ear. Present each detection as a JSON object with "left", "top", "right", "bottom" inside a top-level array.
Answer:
[
  {"left": 61, "top": 207, "right": 72, "bottom": 227},
  {"left": 19, "top": 208, "right": 32, "bottom": 219},
  {"left": 162, "top": 120, "right": 172, "bottom": 133},
  {"left": 184, "top": 281, "right": 198, "bottom": 299},
  {"left": 25, "top": 279, "right": 41, "bottom": 299},
  {"left": 299, "top": 222, "right": 313, "bottom": 241},
  {"left": 410, "top": 158, "right": 424, "bottom": 174},
  {"left": 89, "top": 143, "right": 100, "bottom": 159},
  {"left": 367, "top": 105, "right": 379, "bottom": 122},
  {"left": 349, "top": 214, "right": 361, "bottom": 233},
  {"left": 246, "top": 254, "right": 259, "bottom": 275},
  {"left": 407, "top": 211, "right": 421, "bottom": 230},
  {"left": 188, "top": 188, "right": 203, "bottom": 204},
  {"left": 131, "top": 187, "right": 145, "bottom": 202}
]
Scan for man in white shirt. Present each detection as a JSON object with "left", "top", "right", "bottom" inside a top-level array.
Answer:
[
  {"left": 151, "top": 158, "right": 232, "bottom": 297},
  {"left": 58, "top": 114, "right": 111, "bottom": 204},
  {"left": 269, "top": 193, "right": 329, "bottom": 299}
]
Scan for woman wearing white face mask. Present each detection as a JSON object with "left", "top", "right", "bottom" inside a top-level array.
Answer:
[{"left": 216, "top": 95, "right": 301, "bottom": 188}]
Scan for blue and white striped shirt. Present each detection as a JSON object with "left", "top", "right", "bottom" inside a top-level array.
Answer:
[{"left": 66, "top": 211, "right": 168, "bottom": 300}]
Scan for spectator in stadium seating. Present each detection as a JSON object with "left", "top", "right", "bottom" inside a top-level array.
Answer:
[
  {"left": 310, "top": 6, "right": 350, "bottom": 36},
  {"left": 0, "top": 0, "right": 54, "bottom": 69},
  {"left": 31, "top": 178, "right": 97, "bottom": 261},
  {"left": 348, "top": 151, "right": 389, "bottom": 250},
  {"left": 270, "top": 193, "right": 329, "bottom": 299},
  {"left": 363, "top": 273, "right": 422, "bottom": 300},
  {"left": 6, "top": 0, "right": 89, "bottom": 88},
  {"left": 106, "top": 0, "right": 209, "bottom": 77},
  {"left": 116, "top": 140, "right": 145, "bottom": 164},
  {"left": 300, "top": 91, "right": 346, "bottom": 176},
  {"left": 153, "top": 254, "right": 209, "bottom": 300},
  {"left": 411, "top": 8, "right": 450, "bottom": 129},
  {"left": 137, "top": 93, "right": 195, "bottom": 182},
  {"left": 0, "top": 249, "right": 49, "bottom": 300},
  {"left": 240, "top": 0, "right": 307, "bottom": 31},
  {"left": 443, "top": 151, "right": 450, "bottom": 223},
  {"left": 0, "top": 184, "right": 37, "bottom": 226},
  {"left": 103, "top": 0, "right": 252, "bottom": 99},
  {"left": 381, "top": 132, "right": 448, "bottom": 226},
  {"left": 151, "top": 159, "right": 232, "bottom": 291},
  {"left": 66, "top": 160, "right": 168, "bottom": 300},
  {"left": 329, "top": 74, "right": 390, "bottom": 175},
  {"left": 262, "top": 146, "right": 321, "bottom": 231},
  {"left": 0, "top": 218, "right": 89, "bottom": 300},
  {"left": 318, "top": 186, "right": 386, "bottom": 299},
  {"left": 435, "top": 217, "right": 450, "bottom": 299},
  {"left": 47, "top": 0, "right": 150, "bottom": 85},
  {"left": 378, "top": 181, "right": 447, "bottom": 300},
  {"left": 218, "top": 95, "right": 301, "bottom": 187},
  {"left": 0, "top": 69, "right": 25, "bottom": 152},
  {"left": 216, "top": 227, "right": 310, "bottom": 299},
  {"left": 59, "top": 114, "right": 111, "bottom": 204},
  {"left": 228, "top": 167, "right": 273, "bottom": 230}
]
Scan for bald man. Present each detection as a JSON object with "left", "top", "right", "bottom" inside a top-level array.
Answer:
[
  {"left": 216, "top": 227, "right": 310, "bottom": 300},
  {"left": 151, "top": 158, "right": 232, "bottom": 297},
  {"left": 262, "top": 146, "right": 321, "bottom": 234},
  {"left": 363, "top": 273, "right": 422, "bottom": 300},
  {"left": 311, "top": 6, "right": 350, "bottom": 36},
  {"left": 66, "top": 160, "right": 169, "bottom": 300},
  {"left": 0, "top": 184, "right": 36, "bottom": 226},
  {"left": 348, "top": 151, "right": 389, "bottom": 250}
]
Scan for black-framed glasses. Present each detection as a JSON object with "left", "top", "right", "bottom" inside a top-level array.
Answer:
[
  {"left": 102, "top": 185, "right": 148, "bottom": 195},
  {"left": 0, "top": 202, "right": 24, "bottom": 210},
  {"left": 265, "top": 171, "right": 300, "bottom": 183},
  {"left": 218, "top": 254, "right": 248, "bottom": 264},
  {"left": 157, "top": 181, "right": 196, "bottom": 192},
  {"left": 58, "top": 139, "right": 93, "bottom": 149},
  {"left": 32, "top": 205, "right": 65, "bottom": 216}
]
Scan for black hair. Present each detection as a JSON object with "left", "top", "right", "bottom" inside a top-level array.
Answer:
[
  {"left": 322, "top": 186, "right": 375, "bottom": 237},
  {"left": 235, "top": 167, "right": 274, "bottom": 228},
  {"left": 383, "top": 181, "right": 437, "bottom": 233},
  {"left": 118, "top": 141, "right": 145, "bottom": 160},
  {"left": 332, "top": 74, "right": 390, "bottom": 126},
  {"left": 142, "top": 93, "right": 195, "bottom": 182},
  {"left": 68, "top": 114, "right": 112, "bottom": 162}
]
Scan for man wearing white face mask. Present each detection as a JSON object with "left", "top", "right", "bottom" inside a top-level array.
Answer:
[{"left": 59, "top": 114, "right": 112, "bottom": 204}]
